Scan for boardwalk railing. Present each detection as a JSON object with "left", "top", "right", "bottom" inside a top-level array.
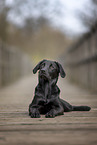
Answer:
[
  {"left": 0, "top": 41, "right": 32, "bottom": 87},
  {"left": 64, "top": 24, "right": 97, "bottom": 91}
]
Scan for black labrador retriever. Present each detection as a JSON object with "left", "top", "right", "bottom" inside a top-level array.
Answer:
[{"left": 29, "top": 59, "right": 91, "bottom": 118}]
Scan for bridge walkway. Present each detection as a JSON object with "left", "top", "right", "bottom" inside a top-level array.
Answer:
[{"left": 0, "top": 75, "right": 97, "bottom": 145}]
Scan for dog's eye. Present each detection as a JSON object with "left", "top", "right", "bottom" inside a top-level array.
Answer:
[{"left": 50, "top": 64, "right": 54, "bottom": 69}]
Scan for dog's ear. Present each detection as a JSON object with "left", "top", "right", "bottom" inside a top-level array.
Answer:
[
  {"left": 55, "top": 62, "right": 66, "bottom": 78},
  {"left": 33, "top": 59, "right": 46, "bottom": 74}
]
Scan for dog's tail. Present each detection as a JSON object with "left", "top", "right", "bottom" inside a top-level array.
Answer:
[{"left": 72, "top": 106, "right": 91, "bottom": 111}]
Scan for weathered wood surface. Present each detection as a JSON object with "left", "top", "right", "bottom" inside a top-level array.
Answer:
[{"left": 0, "top": 75, "right": 97, "bottom": 145}]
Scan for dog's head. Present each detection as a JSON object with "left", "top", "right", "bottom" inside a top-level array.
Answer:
[{"left": 33, "top": 59, "right": 66, "bottom": 80}]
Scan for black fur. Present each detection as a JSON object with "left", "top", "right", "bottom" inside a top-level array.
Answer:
[{"left": 29, "top": 60, "right": 91, "bottom": 118}]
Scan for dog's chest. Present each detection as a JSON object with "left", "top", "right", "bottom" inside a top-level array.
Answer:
[{"left": 35, "top": 84, "right": 60, "bottom": 97}]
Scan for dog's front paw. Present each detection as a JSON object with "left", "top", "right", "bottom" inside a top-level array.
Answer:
[
  {"left": 45, "top": 109, "right": 55, "bottom": 118},
  {"left": 30, "top": 108, "right": 40, "bottom": 118}
]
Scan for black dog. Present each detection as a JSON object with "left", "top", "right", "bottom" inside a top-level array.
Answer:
[{"left": 29, "top": 59, "right": 91, "bottom": 118}]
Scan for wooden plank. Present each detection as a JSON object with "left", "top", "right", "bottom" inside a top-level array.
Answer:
[{"left": 0, "top": 128, "right": 97, "bottom": 145}]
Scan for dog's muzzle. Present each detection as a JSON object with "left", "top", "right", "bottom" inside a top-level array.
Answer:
[{"left": 39, "top": 71, "right": 48, "bottom": 80}]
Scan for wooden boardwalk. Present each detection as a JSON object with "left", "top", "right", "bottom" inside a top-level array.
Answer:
[{"left": 0, "top": 75, "right": 97, "bottom": 145}]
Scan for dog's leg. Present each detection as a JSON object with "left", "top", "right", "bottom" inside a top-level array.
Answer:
[
  {"left": 60, "top": 99, "right": 73, "bottom": 112},
  {"left": 60, "top": 99, "right": 91, "bottom": 112},
  {"left": 45, "top": 99, "right": 64, "bottom": 118},
  {"left": 45, "top": 108, "right": 64, "bottom": 118},
  {"left": 29, "top": 106, "right": 40, "bottom": 118},
  {"left": 29, "top": 96, "right": 41, "bottom": 118}
]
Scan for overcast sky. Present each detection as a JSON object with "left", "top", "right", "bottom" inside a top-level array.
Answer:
[{"left": 5, "top": 0, "right": 93, "bottom": 36}]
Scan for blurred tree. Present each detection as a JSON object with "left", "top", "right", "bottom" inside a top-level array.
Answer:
[
  {"left": 22, "top": 16, "right": 48, "bottom": 35},
  {"left": 0, "top": 0, "right": 72, "bottom": 61},
  {"left": 0, "top": 0, "right": 8, "bottom": 41},
  {"left": 78, "top": 0, "right": 97, "bottom": 30},
  {"left": 92, "top": 0, "right": 97, "bottom": 4}
]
